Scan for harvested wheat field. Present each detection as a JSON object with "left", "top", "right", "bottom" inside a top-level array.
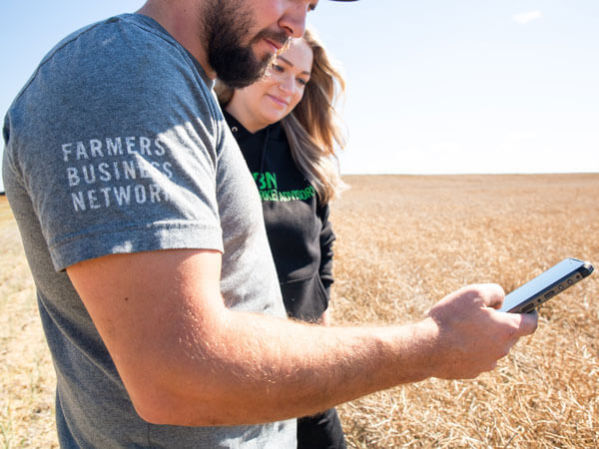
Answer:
[{"left": 1, "top": 174, "right": 598, "bottom": 448}]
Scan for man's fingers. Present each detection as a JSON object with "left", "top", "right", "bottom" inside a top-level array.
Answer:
[
  {"left": 479, "top": 283, "right": 505, "bottom": 310},
  {"left": 513, "top": 309, "right": 539, "bottom": 336},
  {"left": 498, "top": 308, "right": 539, "bottom": 339}
]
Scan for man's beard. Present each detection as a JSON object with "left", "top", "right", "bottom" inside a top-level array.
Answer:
[{"left": 203, "top": 0, "right": 288, "bottom": 88}]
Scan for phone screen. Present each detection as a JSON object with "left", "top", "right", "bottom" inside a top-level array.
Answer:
[{"left": 500, "top": 258, "right": 593, "bottom": 313}]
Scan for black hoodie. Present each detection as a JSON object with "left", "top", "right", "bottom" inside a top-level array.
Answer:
[{"left": 225, "top": 111, "right": 335, "bottom": 322}]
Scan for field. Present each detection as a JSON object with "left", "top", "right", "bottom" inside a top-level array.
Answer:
[{"left": 1, "top": 174, "right": 598, "bottom": 448}]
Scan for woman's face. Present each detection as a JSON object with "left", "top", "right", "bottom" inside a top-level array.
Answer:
[{"left": 230, "top": 38, "right": 313, "bottom": 131}]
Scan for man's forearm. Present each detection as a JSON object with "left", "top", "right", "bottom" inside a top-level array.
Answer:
[
  {"left": 69, "top": 251, "right": 536, "bottom": 428},
  {"left": 145, "top": 310, "right": 436, "bottom": 426}
]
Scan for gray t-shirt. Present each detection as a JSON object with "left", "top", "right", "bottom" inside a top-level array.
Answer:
[{"left": 2, "top": 14, "right": 295, "bottom": 449}]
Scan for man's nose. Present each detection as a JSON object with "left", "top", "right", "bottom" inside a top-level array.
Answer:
[{"left": 278, "top": 3, "right": 308, "bottom": 38}]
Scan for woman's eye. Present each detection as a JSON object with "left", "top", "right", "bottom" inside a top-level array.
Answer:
[
  {"left": 272, "top": 64, "right": 284, "bottom": 73},
  {"left": 296, "top": 78, "right": 309, "bottom": 86}
]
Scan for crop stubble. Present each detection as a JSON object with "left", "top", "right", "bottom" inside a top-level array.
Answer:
[
  {"left": 330, "top": 174, "right": 598, "bottom": 448},
  {"left": 1, "top": 174, "right": 598, "bottom": 448}
]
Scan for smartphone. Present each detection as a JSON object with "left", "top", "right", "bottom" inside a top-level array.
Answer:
[{"left": 500, "top": 258, "right": 594, "bottom": 313}]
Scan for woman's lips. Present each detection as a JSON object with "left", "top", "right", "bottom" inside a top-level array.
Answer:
[{"left": 266, "top": 94, "right": 288, "bottom": 107}]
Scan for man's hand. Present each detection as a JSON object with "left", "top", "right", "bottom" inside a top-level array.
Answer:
[{"left": 422, "top": 284, "right": 538, "bottom": 380}]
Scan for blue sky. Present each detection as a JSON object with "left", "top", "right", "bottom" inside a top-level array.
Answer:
[{"left": 1, "top": 1, "right": 598, "bottom": 191}]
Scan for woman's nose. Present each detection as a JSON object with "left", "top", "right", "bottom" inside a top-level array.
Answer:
[{"left": 278, "top": 75, "right": 295, "bottom": 94}]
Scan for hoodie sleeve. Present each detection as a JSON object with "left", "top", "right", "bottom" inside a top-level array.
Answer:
[{"left": 318, "top": 202, "right": 336, "bottom": 294}]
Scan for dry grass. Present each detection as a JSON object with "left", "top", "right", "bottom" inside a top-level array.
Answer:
[
  {"left": 1, "top": 174, "right": 598, "bottom": 448},
  {"left": 330, "top": 174, "right": 599, "bottom": 448},
  {"left": 0, "top": 196, "right": 57, "bottom": 449}
]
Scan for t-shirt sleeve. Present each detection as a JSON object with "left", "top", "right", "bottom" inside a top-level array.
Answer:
[{"left": 6, "top": 18, "right": 225, "bottom": 271}]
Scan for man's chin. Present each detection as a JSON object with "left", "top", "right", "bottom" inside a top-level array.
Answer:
[
  {"left": 218, "top": 68, "right": 262, "bottom": 89},
  {"left": 216, "top": 54, "right": 272, "bottom": 88}
]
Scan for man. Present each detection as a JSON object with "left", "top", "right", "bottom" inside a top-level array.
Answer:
[{"left": 2, "top": 0, "right": 537, "bottom": 447}]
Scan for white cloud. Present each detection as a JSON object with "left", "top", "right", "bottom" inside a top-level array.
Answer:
[{"left": 513, "top": 10, "right": 543, "bottom": 25}]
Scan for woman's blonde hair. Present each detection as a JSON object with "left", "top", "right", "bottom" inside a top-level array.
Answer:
[{"left": 217, "top": 28, "right": 348, "bottom": 204}]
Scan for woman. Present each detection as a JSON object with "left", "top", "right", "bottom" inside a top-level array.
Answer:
[{"left": 217, "top": 29, "right": 347, "bottom": 449}]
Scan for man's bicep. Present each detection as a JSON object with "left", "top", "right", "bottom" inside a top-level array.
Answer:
[{"left": 66, "top": 248, "right": 226, "bottom": 417}]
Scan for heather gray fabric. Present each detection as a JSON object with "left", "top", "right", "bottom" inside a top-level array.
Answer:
[{"left": 2, "top": 14, "right": 295, "bottom": 448}]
